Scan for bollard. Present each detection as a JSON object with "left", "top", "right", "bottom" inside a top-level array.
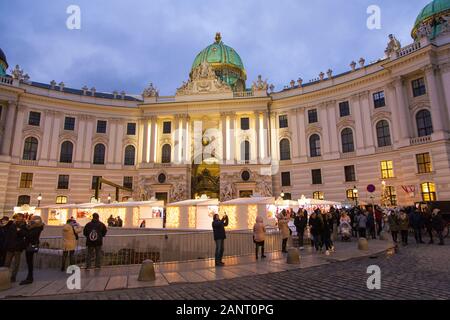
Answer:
[
  {"left": 358, "top": 238, "right": 369, "bottom": 251},
  {"left": 0, "top": 267, "right": 11, "bottom": 291},
  {"left": 286, "top": 248, "right": 300, "bottom": 264},
  {"left": 138, "top": 260, "right": 156, "bottom": 282}
]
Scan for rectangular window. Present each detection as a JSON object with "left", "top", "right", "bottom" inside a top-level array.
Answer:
[
  {"left": 313, "top": 191, "right": 324, "bottom": 200},
  {"left": 64, "top": 117, "right": 76, "bottom": 131},
  {"left": 283, "top": 193, "right": 292, "bottom": 200},
  {"left": 373, "top": 91, "right": 386, "bottom": 108},
  {"left": 97, "top": 120, "right": 107, "bottom": 133},
  {"left": 240, "top": 117, "right": 250, "bottom": 130},
  {"left": 312, "top": 169, "right": 322, "bottom": 185},
  {"left": 385, "top": 186, "right": 397, "bottom": 206},
  {"left": 344, "top": 165, "right": 356, "bottom": 182},
  {"left": 57, "top": 175, "right": 69, "bottom": 190},
  {"left": 279, "top": 115, "right": 288, "bottom": 128},
  {"left": 163, "top": 121, "right": 172, "bottom": 134},
  {"left": 123, "top": 176, "right": 133, "bottom": 189},
  {"left": 127, "top": 123, "right": 136, "bottom": 135},
  {"left": 20, "top": 173, "right": 33, "bottom": 189},
  {"left": 412, "top": 78, "right": 426, "bottom": 97},
  {"left": 28, "top": 111, "right": 41, "bottom": 126},
  {"left": 381, "top": 160, "right": 394, "bottom": 179},
  {"left": 308, "top": 109, "right": 318, "bottom": 123},
  {"left": 56, "top": 196, "right": 68, "bottom": 204},
  {"left": 281, "top": 172, "right": 291, "bottom": 187},
  {"left": 416, "top": 153, "right": 432, "bottom": 174},
  {"left": 92, "top": 176, "right": 102, "bottom": 190},
  {"left": 339, "top": 101, "right": 350, "bottom": 117}
]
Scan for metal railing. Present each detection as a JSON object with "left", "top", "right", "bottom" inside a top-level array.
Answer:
[{"left": 34, "top": 229, "right": 284, "bottom": 269}]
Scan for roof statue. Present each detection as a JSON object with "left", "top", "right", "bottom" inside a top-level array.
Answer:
[
  {"left": 143, "top": 82, "right": 159, "bottom": 97},
  {"left": 385, "top": 34, "right": 402, "bottom": 58},
  {"left": 251, "top": 75, "right": 268, "bottom": 92}
]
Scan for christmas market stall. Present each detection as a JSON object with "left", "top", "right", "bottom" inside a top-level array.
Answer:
[{"left": 165, "top": 197, "right": 220, "bottom": 230}]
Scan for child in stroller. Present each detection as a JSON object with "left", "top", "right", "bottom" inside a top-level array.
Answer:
[{"left": 339, "top": 212, "right": 352, "bottom": 241}]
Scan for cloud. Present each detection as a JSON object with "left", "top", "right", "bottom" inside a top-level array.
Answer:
[{"left": 0, "top": 0, "right": 430, "bottom": 95}]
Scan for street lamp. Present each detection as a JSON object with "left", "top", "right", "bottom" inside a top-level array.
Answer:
[
  {"left": 37, "top": 193, "right": 42, "bottom": 207},
  {"left": 353, "top": 186, "right": 358, "bottom": 207},
  {"left": 107, "top": 194, "right": 112, "bottom": 204},
  {"left": 280, "top": 191, "right": 285, "bottom": 199}
]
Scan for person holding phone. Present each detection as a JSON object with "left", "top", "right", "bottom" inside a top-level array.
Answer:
[{"left": 212, "top": 213, "right": 229, "bottom": 267}]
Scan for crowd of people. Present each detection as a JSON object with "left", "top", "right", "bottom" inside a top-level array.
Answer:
[
  {"left": 107, "top": 215, "right": 123, "bottom": 228},
  {"left": 0, "top": 213, "right": 44, "bottom": 285}
]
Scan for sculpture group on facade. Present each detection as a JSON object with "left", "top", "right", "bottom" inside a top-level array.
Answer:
[
  {"left": 142, "top": 82, "right": 159, "bottom": 98},
  {"left": 385, "top": 34, "right": 402, "bottom": 58}
]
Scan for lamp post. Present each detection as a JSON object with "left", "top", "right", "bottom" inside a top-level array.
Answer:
[
  {"left": 280, "top": 191, "right": 285, "bottom": 200},
  {"left": 353, "top": 186, "right": 358, "bottom": 207},
  {"left": 107, "top": 194, "right": 112, "bottom": 204},
  {"left": 37, "top": 193, "right": 42, "bottom": 207}
]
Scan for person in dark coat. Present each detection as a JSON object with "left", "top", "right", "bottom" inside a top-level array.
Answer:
[
  {"left": 83, "top": 213, "right": 108, "bottom": 269},
  {"left": 294, "top": 209, "right": 308, "bottom": 249},
  {"left": 423, "top": 209, "right": 434, "bottom": 244},
  {"left": 374, "top": 206, "right": 383, "bottom": 236},
  {"left": 308, "top": 212, "right": 323, "bottom": 252},
  {"left": 321, "top": 212, "right": 333, "bottom": 255},
  {"left": 20, "top": 216, "right": 44, "bottom": 285},
  {"left": 212, "top": 213, "right": 229, "bottom": 267},
  {"left": 431, "top": 209, "right": 445, "bottom": 245},
  {"left": 410, "top": 210, "right": 425, "bottom": 244},
  {"left": 107, "top": 215, "right": 115, "bottom": 227},
  {"left": 116, "top": 216, "right": 123, "bottom": 228},
  {"left": 0, "top": 216, "right": 10, "bottom": 266},
  {"left": 3, "top": 213, "right": 28, "bottom": 282},
  {"left": 367, "top": 211, "right": 376, "bottom": 239}
]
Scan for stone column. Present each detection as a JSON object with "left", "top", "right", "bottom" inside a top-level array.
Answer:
[
  {"left": 228, "top": 113, "right": 236, "bottom": 164},
  {"left": 351, "top": 94, "right": 365, "bottom": 153},
  {"left": 82, "top": 116, "right": 94, "bottom": 164},
  {"left": 359, "top": 92, "right": 375, "bottom": 153},
  {"left": 424, "top": 65, "right": 448, "bottom": 138},
  {"left": 149, "top": 116, "right": 157, "bottom": 163},
  {"left": 261, "top": 111, "right": 269, "bottom": 162},
  {"left": 11, "top": 104, "right": 26, "bottom": 159},
  {"left": 386, "top": 82, "right": 401, "bottom": 145},
  {"left": 75, "top": 117, "right": 86, "bottom": 162},
  {"left": 184, "top": 115, "right": 191, "bottom": 164},
  {"left": 288, "top": 109, "right": 299, "bottom": 159},
  {"left": 220, "top": 112, "right": 227, "bottom": 163},
  {"left": 107, "top": 119, "right": 117, "bottom": 165},
  {"left": 270, "top": 112, "right": 278, "bottom": 161},
  {"left": 141, "top": 118, "right": 149, "bottom": 163},
  {"left": 393, "top": 77, "right": 412, "bottom": 140},
  {"left": 1, "top": 100, "right": 18, "bottom": 156},
  {"left": 319, "top": 104, "right": 331, "bottom": 157},
  {"left": 254, "top": 111, "right": 260, "bottom": 162},
  {"left": 115, "top": 121, "right": 124, "bottom": 164},
  {"left": 49, "top": 112, "right": 62, "bottom": 164},
  {"left": 439, "top": 63, "right": 450, "bottom": 128},
  {"left": 326, "top": 102, "right": 339, "bottom": 157},
  {"left": 296, "top": 108, "right": 307, "bottom": 162},
  {"left": 41, "top": 110, "right": 55, "bottom": 161}
]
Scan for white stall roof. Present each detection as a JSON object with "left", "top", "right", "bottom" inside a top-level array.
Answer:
[
  {"left": 298, "top": 197, "right": 342, "bottom": 206},
  {"left": 41, "top": 200, "right": 164, "bottom": 210},
  {"left": 221, "top": 197, "right": 275, "bottom": 205},
  {"left": 167, "top": 198, "right": 219, "bottom": 207}
]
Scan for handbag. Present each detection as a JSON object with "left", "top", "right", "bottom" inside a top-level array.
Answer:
[
  {"left": 26, "top": 244, "right": 39, "bottom": 254},
  {"left": 72, "top": 226, "right": 79, "bottom": 240}
]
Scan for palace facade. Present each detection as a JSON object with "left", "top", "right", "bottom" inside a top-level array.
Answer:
[{"left": 1, "top": 0, "right": 450, "bottom": 212}]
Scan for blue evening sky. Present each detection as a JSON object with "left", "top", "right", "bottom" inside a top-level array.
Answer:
[{"left": 0, "top": 0, "right": 430, "bottom": 96}]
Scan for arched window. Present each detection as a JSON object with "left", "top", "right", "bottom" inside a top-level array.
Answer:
[
  {"left": 241, "top": 141, "right": 250, "bottom": 163},
  {"left": 93, "top": 144, "right": 106, "bottom": 165},
  {"left": 376, "top": 120, "right": 392, "bottom": 147},
  {"left": 309, "top": 134, "right": 321, "bottom": 157},
  {"left": 17, "top": 195, "right": 31, "bottom": 206},
  {"left": 59, "top": 141, "right": 74, "bottom": 163},
  {"left": 341, "top": 128, "right": 354, "bottom": 153},
  {"left": 23, "top": 137, "right": 38, "bottom": 160},
  {"left": 124, "top": 145, "right": 136, "bottom": 166},
  {"left": 279, "top": 139, "right": 291, "bottom": 160},
  {"left": 416, "top": 109, "right": 433, "bottom": 137},
  {"left": 161, "top": 144, "right": 171, "bottom": 163}
]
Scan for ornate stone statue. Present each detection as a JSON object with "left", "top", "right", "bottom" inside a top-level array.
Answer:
[
  {"left": 221, "top": 183, "right": 235, "bottom": 201},
  {"left": 385, "top": 34, "right": 402, "bottom": 58},
  {"left": 256, "top": 179, "right": 272, "bottom": 197},
  {"left": 143, "top": 82, "right": 159, "bottom": 97},
  {"left": 417, "top": 21, "right": 432, "bottom": 38},
  {"left": 251, "top": 75, "right": 268, "bottom": 92},
  {"left": 11, "top": 65, "right": 29, "bottom": 82},
  {"left": 171, "top": 183, "right": 186, "bottom": 202}
]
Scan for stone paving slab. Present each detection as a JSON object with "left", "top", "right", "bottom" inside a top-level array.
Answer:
[
  {"left": 84, "top": 276, "right": 110, "bottom": 292},
  {"left": 162, "top": 272, "right": 187, "bottom": 284},
  {"left": 127, "top": 273, "right": 168, "bottom": 289},
  {"left": 193, "top": 269, "right": 221, "bottom": 281},
  {"left": 105, "top": 275, "right": 128, "bottom": 291},
  {"left": 178, "top": 271, "right": 208, "bottom": 283}
]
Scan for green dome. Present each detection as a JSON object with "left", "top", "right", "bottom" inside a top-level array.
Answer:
[
  {"left": 0, "top": 48, "right": 8, "bottom": 76},
  {"left": 191, "top": 33, "right": 247, "bottom": 91},
  {"left": 412, "top": 0, "right": 450, "bottom": 38}
]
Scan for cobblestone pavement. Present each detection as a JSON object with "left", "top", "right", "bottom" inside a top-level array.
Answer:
[{"left": 19, "top": 243, "right": 450, "bottom": 300}]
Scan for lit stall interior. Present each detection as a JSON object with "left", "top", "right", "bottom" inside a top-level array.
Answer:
[
  {"left": 166, "top": 198, "right": 219, "bottom": 230},
  {"left": 220, "top": 197, "right": 276, "bottom": 230}
]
